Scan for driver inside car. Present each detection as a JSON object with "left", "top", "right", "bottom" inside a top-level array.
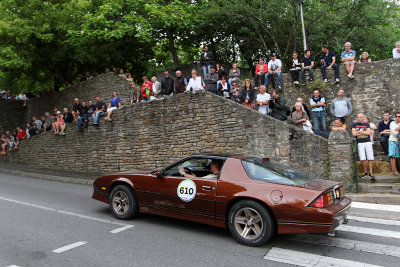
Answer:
[{"left": 179, "top": 160, "right": 222, "bottom": 179}]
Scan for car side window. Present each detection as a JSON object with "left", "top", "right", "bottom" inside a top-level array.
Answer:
[{"left": 163, "top": 158, "right": 213, "bottom": 177}]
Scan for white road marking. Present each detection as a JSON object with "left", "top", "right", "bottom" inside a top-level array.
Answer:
[
  {"left": 337, "top": 224, "right": 400, "bottom": 239},
  {"left": 0, "top": 196, "right": 133, "bottom": 227},
  {"left": 352, "top": 202, "right": 400, "bottom": 213},
  {"left": 348, "top": 215, "right": 400, "bottom": 226},
  {"left": 264, "top": 247, "right": 382, "bottom": 267},
  {"left": 52, "top": 241, "right": 87, "bottom": 253},
  {"left": 7, "top": 265, "right": 21, "bottom": 267},
  {"left": 110, "top": 225, "right": 134, "bottom": 233},
  {"left": 287, "top": 234, "right": 400, "bottom": 258}
]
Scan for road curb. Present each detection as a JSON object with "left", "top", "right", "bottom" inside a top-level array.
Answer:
[{"left": 0, "top": 168, "right": 93, "bottom": 185}]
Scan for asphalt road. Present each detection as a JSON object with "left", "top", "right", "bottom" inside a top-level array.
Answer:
[{"left": 0, "top": 172, "right": 399, "bottom": 267}]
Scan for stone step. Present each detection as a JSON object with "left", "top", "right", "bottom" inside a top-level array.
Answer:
[
  {"left": 347, "top": 182, "right": 400, "bottom": 194},
  {"left": 346, "top": 193, "right": 400, "bottom": 205}
]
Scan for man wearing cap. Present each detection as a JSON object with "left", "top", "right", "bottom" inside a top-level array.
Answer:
[
  {"left": 265, "top": 53, "right": 282, "bottom": 90},
  {"left": 204, "top": 65, "right": 219, "bottom": 94},
  {"left": 161, "top": 70, "right": 174, "bottom": 97}
]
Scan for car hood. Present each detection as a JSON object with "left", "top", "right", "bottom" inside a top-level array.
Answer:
[
  {"left": 115, "top": 169, "right": 155, "bottom": 175},
  {"left": 298, "top": 179, "right": 340, "bottom": 191}
]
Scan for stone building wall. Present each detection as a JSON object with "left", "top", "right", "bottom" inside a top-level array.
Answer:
[{"left": 0, "top": 91, "right": 329, "bottom": 178}]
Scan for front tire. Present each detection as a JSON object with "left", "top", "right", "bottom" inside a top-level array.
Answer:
[
  {"left": 228, "top": 200, "right": 274, "bottom": 246},
  {"left": 109, "top": 185, "right": 138, "bottom": 220}
]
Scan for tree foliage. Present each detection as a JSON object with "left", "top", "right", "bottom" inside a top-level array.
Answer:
[{"left": 0, "top": 0, "right": 399, "bottom": 94}]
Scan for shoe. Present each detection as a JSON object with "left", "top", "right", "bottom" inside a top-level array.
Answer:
[
  {"left": 54, "top": 132, "right": 58, "bottom": 135},
  {"left": 347, "top": 73, "right": 351, "bottom": 78},
  {"left": 278, "top": 85, "right": 282, "bottom": 89},
  {"left": 369, "top": 174, "right": 376, "bottom": 182},
  {"left": 323, "top": 79, "right": 328, "bottom": 83},
  {"left": 0, "top": 152, "right": 6, "bottom": 155},
  {"left": 309, "top": 79, "right": 314, "bottom": 83},
  {"left": 350, "top": 74, "right": 355, "bottom": 79},
  {"left": 301, "top": 82, "right": 306, "bottom": 86},
  {"left": 59, "top": 132, "right": 66, "bottom": 136},
  {"left": 77, "top": 128, "right": 83, "bottom": 131},
  {"left": 335, "top": 78, "right": 340, "bottom": 83},
  {"left": 294, "top": 81, "right": 299, "bottom": 85},
  {"left": 359, "top": 173, "right": 368, "bottom": 179},
  {"left": 93, "top": 123, "right": 99, "bottom": 127}
]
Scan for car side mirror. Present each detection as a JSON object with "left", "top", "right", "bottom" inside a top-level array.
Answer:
[{"left": 157, "top": 170, "right": 164, "bottom": 178}]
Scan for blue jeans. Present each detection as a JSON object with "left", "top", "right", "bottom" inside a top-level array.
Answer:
[
  {"left": 264, "top": 71, "right": 282, "bottom": 88},
  {"left": 301, "top": 68, "right": 314, "bottom": 82},
  {"left": 312, "top": 111, "right": 328, "bottom": 139},
  {"left": 320, "top": 64, "right": 339, "bottom": 80},
  {"left": 77, "top": 114, "right": 90, "bottom": 129},
  {"left": 93, "top": 111, "right": 105, "bottom": 125},
  {"left": 202, "top": 65, "right": 210, "bottom": 78},
  {"left": 228, "top": 78, "right": 238, "bottom": 87}
]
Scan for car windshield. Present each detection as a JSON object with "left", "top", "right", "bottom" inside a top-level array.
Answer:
[{"left": 241, "top": 158, "right": 317, "bottom": 186}]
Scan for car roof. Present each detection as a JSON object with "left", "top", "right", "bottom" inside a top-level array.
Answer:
[{"left": 190, "top": 154, "right": 253, "bottom": 160}]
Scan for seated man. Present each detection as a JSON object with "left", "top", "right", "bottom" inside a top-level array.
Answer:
[
  {"left": 264, "top": 53, "right": 282, "bottom": 90},
  {"left": 204, "top": 65, "right": 218, "bottom": 94},
  {"left": 93, "top": 97, "right": 106, "bottom": 126},
  {"left": 43, "top": 112, "right": 53, "bottom": 132},
  {"left": 301, "top": 50, "right": 314, "bottom": 85},
  {"left": 76, "top": 101, "right": 89, "bottom": 130},
  {"left": 270, "top": 89, "right": 287, "bottom": 121},
  {"left": 72, "top": 98, "right": 82, "bottom": 121},
  {"left": 179, "top": 160, "right": 222, "bottom": 179},
  {"left": 320, "top": 45, "right": 340, "bottom": 83},
  {"left": 341, "top": 42, "right": 356, "bottom": 79},
  {"left": 63, "top": 108, "right": 74, "bottom": 124}
]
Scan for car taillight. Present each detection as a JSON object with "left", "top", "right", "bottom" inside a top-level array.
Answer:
[{"left": 309, "top": 191, "right": 334, "bottom": 208}]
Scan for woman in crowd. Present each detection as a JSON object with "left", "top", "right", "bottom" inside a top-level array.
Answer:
[
  {"left": 358, "top": 52, "right": 372, "bottom": 63},
  {"left": 126, "top": 73, "right": 133, "bottom": 82},
  {"left": 130, "top": 81, "right": 140, "bottom": 104},
  {"left": 151, "top": 76, "right": 161, "bottom": 98},
  {"left": 141, "top": 76, "right": 153, "bottom": 100},
  {"left": 104, "top": 91, "right": 121, "bottom": 122},
  {"left": 231, "top": 81, "right": 241, "bottom": 103},
  {"left": 218, "top": 75, "right": 232, "bottom": 99},
  {"left": 239, "top": 79, "right": 255, "bottom": 109},
  {"left": 292, "top": 102, "right": 312, "bottom": 132},
  {"left": 53, "top": 111, "right": 66, "bottom": 135},
  {"left": 331, "top": 119, "right": 347, "bottom": 131},
  {"left": 186, "top": 70, "right": 205, "bottom": 92},
  {"left": 17, "top": 91, "right": 28, "bottom": 107},
  {"left": 290, "top": 52, "right": 301, "bottom": 85},
  {"left": 228, "top": 63, "right": 241, "bottom": 87}
]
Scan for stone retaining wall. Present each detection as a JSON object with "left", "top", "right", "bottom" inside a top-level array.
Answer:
[{"left": 0, "top": 91, "right": 329, "bottom": 178}]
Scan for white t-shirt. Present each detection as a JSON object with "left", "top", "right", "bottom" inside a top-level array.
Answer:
[
  {"left": 256, "top": 93, "right": 271, "bottom": 114},
  {"left": 268, "top": 59, "right": 282, "bottom": 71},
  {"left": 393, "top": 48, "right": 400, "bottom": 59},
  {"left": 186, "top": 77, "right": 204, "bottom": 92},
  {"left": 389, "top": 121, "right": 400, "bottom": 142}
]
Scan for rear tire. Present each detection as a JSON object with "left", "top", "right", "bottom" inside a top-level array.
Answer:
[
  {"left": 228, "top": 200, "right": 274, "bottom": 246},
  {"left": 109, "top": 185, "right": 138, "bottom": 220}
]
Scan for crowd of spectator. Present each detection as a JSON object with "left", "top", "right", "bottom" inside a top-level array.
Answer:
[{"left": 2, "top": 41, "right": 400, "bottom": 183}]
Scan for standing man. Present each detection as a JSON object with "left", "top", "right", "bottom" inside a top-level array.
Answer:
[
  {"left": 256, "top": 85, "right": 271, "bottom": 115},
  {"left": 389, "top": 112, "right": 400, "bottom": 176},
  {"left": 254, "top": 58, "right": 268, "bottom": 89},
  {"left": 330, "top": 89, "right": 353, "bottom": 123},
  {"left": 265, "top": 53, "right": 282, "bottom": 90},
  {"left": 161, "top": 70, "right": 174, "bottom": 97},
  {"left": 393, "top": 41, "right": 400, "bottom": 59},
  {"left": 320, "top": 45, "right": 340, "bottom": 83},
  {"left": 378, "top": 111, "right": 393, "bottom": 158},
  {"left": 351, "top": 113, "right": 375, "bottom": 181},
  {"left": 310, "top": 89, "right": 328, "bottom": 139},
  {"left": 301, "top": 49, "right": 314, "bottom": 85},
  {"left": 200, "top": 46, "right": 214, "bottom": 78},
  {"left": 204, "top": 65, "right": 219, "bottom": 94},
  {"left": 174, "top": 70, "right": 186, "bottom": 95},
  {"left": 341, "top": 42, "right": 356, "bottom": 79}
]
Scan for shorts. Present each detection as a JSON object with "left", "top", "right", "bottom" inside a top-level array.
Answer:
[
  {"left": 107, "top": 107, "right": 118, "bottom": 112},
  {"left": 358, "top": 142, "right": 374, "bottom": 161},
  {"left": 389, "top": 141, "right": 400, "bottom": 158}
]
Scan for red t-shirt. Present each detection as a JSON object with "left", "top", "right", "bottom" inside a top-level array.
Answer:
[
  {"left": 142, "top": 82, "right": 153, "bottom": 97},
  {"left": 17, "top": 130, "right": 26, "bottom": 140}
]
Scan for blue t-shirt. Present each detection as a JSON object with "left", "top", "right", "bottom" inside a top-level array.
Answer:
[
  {"left": 110, "top": 96, "right": 121, "bottom": 108},
  {"left": 321, "top": 50, "right": 336, "bottom": 65},
  {"left": 310, "top": 97, "right": 326, "bottom": 112},
  {"left": 341, "top": 50, "right": 356, "bottom": 60},
  {"left": 351, "top": 122, "right": 371, "bottom": 143},
  {"left": 95, "top": 101, "right": 106, "bottom": 111}
]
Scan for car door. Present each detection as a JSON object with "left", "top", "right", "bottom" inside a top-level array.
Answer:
[{"left": 154, "top": 158, "right": 218, "bottom": 224}]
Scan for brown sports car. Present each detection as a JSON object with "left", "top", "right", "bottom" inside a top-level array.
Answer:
[{"left": 92, "top": 154, "right": 351, "bottom": 246}]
